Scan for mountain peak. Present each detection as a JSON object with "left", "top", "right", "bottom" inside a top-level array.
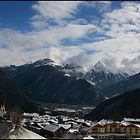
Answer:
[
  {"left": 25, "top": 58, "right": 60, "bottom": 68},
  {"left": 93, "top": 61, "right": 109, "bottom": 73}
]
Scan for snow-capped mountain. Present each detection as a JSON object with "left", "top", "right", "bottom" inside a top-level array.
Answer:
[
  {"left": 28, "top": 58, "right": 59, "bottom": 68},
  {"left": 83, "top": 61, "right": 129, "bottom": 97},
  {"left": 2, "top": 58, "right": 60, "bottom": 79},
  {"left": 2, "top": 58, "right": 130, "bottom": 98},
  {"left": 2, "top": 59, "right": 105, "bottom": 106},
  {"left": 92, "top": 61, "right": 109, "bottom": 73}
]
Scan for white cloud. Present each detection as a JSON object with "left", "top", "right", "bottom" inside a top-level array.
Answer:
[
  {"left": 31, "top": 1, "right": 82, "bottom": 29},
  {"left": 31, "top": 1, "right": 112, "bottom": 29},
  {"left": 68, "top": 32, "right": 140, "bottom": 74},
  {"left": 32, "top": 1, "right": 81, "bottom": 20},
  {"left": 0, "top": 1, "right": 140, "bottom": 75},
  {"left": 0, "top": 23, "right": 96, "bottom": 48},
  {"left": 84, "top": 1, "right": 111, "bottom": 12},
  {"left": 102, "top": 1, "right": 140, "bottom": 37},
  {"left": 0, "top": 24, "right": 94, "bottom": 66}
]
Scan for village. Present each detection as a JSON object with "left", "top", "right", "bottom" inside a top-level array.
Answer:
[
  {"left": 1, "top": 103, "right": 140, "bottom": 139},
  {"left": 21, "top": 113, "right": 140, "bottom": 139}
]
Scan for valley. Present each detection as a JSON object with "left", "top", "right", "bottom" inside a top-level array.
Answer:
[{"left": 1, "top": 58, "right": 140, "bottom": 139}]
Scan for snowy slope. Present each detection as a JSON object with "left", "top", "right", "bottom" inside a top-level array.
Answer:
[{"left": 9, "top": 126, "right": 46, "bottom": 139}]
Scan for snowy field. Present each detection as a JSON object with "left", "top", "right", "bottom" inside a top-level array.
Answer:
[{"left": 8, "top": 126, "right": 46, "bottom": 139}]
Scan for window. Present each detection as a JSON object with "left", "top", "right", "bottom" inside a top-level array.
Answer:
[
  {"left": 135, "top": 128, "right": 138, "bottom": 134},
  {"left": 129, "top": 128, "right": 132, "bottom": 133},
  {"left": 124, "top": 128, "right": 126, "bottom": 133}
]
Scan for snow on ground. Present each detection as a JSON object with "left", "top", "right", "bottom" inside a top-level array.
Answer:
[
  {"left": 9, "top": 126, "right": 46, "bottom": 139},
  {"left": 83, "top": 135, "right": 95, "bottom": 139}
]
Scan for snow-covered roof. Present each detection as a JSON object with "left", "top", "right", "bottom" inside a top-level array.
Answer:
[
  {"left": 43, "top": 124, "right": 61, "bottom": 132},
  {"left": 75, "top": 119, "right": 85, "bottom": 123},
  {"left": 58, "top": 124, "right": 71, "bottom": 130},
  {"left": 83, "top": 136, "right": 95, "bottom": 139},
  {"left": 65, "top": 121, "right": 78, "bottom": 125},
  {"left": 23, "top": 113, "right": 39, "bottom": 117},
  {"left": 37, "top": 122, "right": 50, "bottom": 129},
  {"left": 121, "top": 121, "right": 131, "bottom": 126},
  {"left": 98, "top": 119, "right": 113, "bottom": 125},
  {"left": 123, "top": 118, "right": 140, "bottom": 122},
  {"left": 68, "top": 129, "right": 79, "bottom": 133},
  {"left": 84, "top": 122, "right": 92, "bottom": 127},
  {"left": 47, "top": 119, "right": 58, "bottom": 124},
  {"left": 133, "top": 124, "right": 140, "bottom": 128}
]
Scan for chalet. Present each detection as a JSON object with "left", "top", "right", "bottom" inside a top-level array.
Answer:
[
  {"left": 42, "top": 124, "right": 65, "bottom": 138},
  {"left": 88, "top": 119, "right": 140, "bottom": 137},
  {"left": 88, "top": 123, "right": 106, "bottom": 134},
  {"left": 120, "top": 122, "right": 140, "bottom": 137}
]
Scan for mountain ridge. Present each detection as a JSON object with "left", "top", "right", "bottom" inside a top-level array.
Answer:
[{"left": 0, "top": 68, "right": 37, "bottom": 112}]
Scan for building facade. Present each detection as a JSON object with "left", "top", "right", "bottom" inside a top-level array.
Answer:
[{"left": 88, "top": 120, "right": 140, "bottom": 137}]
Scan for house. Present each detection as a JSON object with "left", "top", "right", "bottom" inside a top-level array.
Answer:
[
  {"left": 120, "top": 121, "right": 140, "bottom": 137},
  {"left": 89, "top": 121, "right": 121, "bottom": 134},
  {"left": 88, "top": 119, "right": 140, "bottom": 137},
  {"left": 42, "top": 124, "right": 65, "bottom": 138},
  {"left": 88, "top": 119, "right": 113, "bottom": 134},
  {"left": 88, "top": 123, "right": 105, "bottom": 134}
]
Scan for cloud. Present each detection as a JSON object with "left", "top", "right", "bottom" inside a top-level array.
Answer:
[
  {"left": 0, "top": 25, "right": 91, "bottom": 66},
  {"left": 0, "top": 1, "right": 97, "bottom": 67},
  {"left": 84, "top": 1, "right": 111, "bottom": 12},
  {"left": 67, "top": 32, "right": 140, "bottom": 74},
  {"left": 121, "top": 55, "right": 140, "bottom": 74},
  {"left": 32, "top": 1, "right": 81, "bottom": 20},
  {"left": 0, "top": 1, "right": 140, "bottom": 75},
  {"left": 102, "top": 1, "right": 140, "bottom": 37},
  {"left": 31, "top": 1, "right": 82, "bottom": 29},
  {"left": 0, "top": 22, "right": 96, "bottom": 48},
  {"left": 31, "top": 1, "right": 112, "bottom": 30}
]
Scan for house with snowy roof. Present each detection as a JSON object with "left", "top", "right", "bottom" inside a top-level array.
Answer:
[
  {"left": 87, "top": 119, "right": 140, "bottom": 137},
  {"left": 41, "top": 124, "right": 66, "bottom": 138}
]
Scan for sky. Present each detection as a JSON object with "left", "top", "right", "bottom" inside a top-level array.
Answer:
[{"left": 0, "top": 1, "right": 140, "bottom": 74}]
